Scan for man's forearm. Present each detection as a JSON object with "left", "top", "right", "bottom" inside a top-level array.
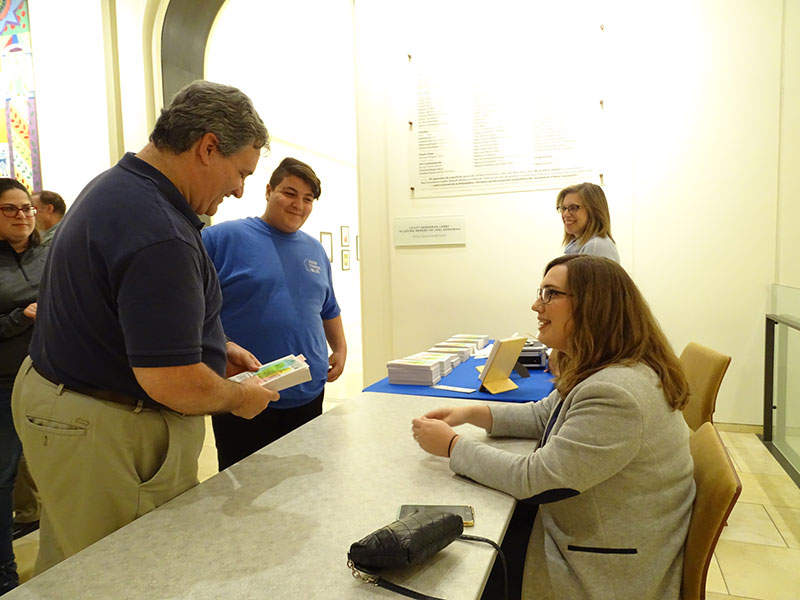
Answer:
[{"left": 133, "top": 362, "right": 261, "bottom": 416}]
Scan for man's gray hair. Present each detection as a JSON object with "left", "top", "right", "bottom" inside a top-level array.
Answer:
[{"left": 150, "top": 80, "right": 269, "bottom": 156}]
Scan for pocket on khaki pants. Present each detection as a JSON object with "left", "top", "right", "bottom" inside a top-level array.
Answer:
[{"left": 136, "top": 412, "right": 204, "bottom": 517}]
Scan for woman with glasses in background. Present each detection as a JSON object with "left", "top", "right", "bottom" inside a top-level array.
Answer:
[
  {"left": 0, "top": 178, "right": 49, "bottom": 594},
  {"left": 557, "top": 182, "right": 619, "bottom": 263},
  {"left": 412, "top": 255, "right": 694, "bottom": 599}
]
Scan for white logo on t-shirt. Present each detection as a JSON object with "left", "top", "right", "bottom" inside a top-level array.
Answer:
[{"left": 304, "top": 259, "right": 321, "bottom": 274}]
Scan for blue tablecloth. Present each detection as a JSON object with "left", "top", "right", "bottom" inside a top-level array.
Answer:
[{"left": 363, "top": 355, "right": 554, "bottom": 403}]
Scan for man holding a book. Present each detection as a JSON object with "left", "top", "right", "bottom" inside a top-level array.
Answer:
[
  {"left": 203, "top": 157, "right": 347, "bottom": 470},
  {"left": 11, "top": 81, "right": 279, "bottom": 574}
]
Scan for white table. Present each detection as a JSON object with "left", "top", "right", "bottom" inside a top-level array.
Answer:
[{"left": 8, "top": 392, "right": 535, "bottom": 599}]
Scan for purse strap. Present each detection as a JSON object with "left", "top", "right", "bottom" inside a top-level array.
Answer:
[
  {"left": 347, "top": 535, "right": 508, "bottom": 600},
  {"left": 348, "top": 559, "right": 445, "bottom": 600},
  {"left": 376, "top": 577, "right": 446, "bottom": 600}
]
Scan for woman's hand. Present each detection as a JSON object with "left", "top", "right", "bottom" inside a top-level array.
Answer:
[
  {"left": 412, "top": 416, "right": 458, "bottom": 457},
  {"left": 424, "top": 404, "right": 493, "bottom": 431},
  {"left": 23, "top": 302, "right": 37, "bottom": 320}
]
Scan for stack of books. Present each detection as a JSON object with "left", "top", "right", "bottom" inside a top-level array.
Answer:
[
  {"left": 384, "top": 334, "right": 491, "bottom": 386},
  {"left": 449, "top": 334, "right": 490, "bottom": 349},
  {"left": 430, "top": 334, "right": 491, "bottom": 361},
  {"left": 431, "top": 341, "right": 474, "bottom": 361},
  {"left": 425, "top": 347, "right": 465, "bottom": 365},
  {"left": 228, "top": 354, "right": 312, "bottom": 391},
  {"left": 406, "top": 352, "right": 454, "bottom": 376},
  {"left": 386, "top": 356, "right": 442, "bottom": 385},
  {"left": 425, "top": 345, "right": 469, "bottom": 366}
]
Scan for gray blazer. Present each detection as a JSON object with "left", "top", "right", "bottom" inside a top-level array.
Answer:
[{"left": 450, "top": 364, "right": 695, "bottom": 599}]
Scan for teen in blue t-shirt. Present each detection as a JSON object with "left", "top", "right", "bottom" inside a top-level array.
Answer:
[{"left": 202, "top": 158, "right": 346, "bottom": 470}]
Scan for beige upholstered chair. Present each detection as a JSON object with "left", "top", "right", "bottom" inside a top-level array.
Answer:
[
  {"left": 681, "top": 422, "right": 742, "bottom": 600},
  {"left": 680, "top": 342, "right": 732, "bottom": 431}
]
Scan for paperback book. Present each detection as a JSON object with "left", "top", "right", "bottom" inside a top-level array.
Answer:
[{"left": 229, "top": 354, "right": 312, "bottom": 392}]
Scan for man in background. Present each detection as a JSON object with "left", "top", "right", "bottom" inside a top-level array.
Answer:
[
  {"left": 11, "top": 80, "right": 278, "bottom": 573},
  {"left": 203, "top": 157, "right": 346, "bottom": 470},
  {"left": 30, "top": 191, "right": 65, "bottom": 245}
]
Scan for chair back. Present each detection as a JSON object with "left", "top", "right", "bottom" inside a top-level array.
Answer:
[
  {"left": 681, "top": 422, "right": 742, "bottom": 600},
  {"left": 680, "top": 342, "right": 731, "bottom": 430}
]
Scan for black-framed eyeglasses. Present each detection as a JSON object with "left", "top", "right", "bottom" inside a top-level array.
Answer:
[
  {"left": 557, "top": 204, "right": 582, "bottom": 215},
  {"left": 0, "top": 204, "right": 37, "bottom": 218},
  {"left": 537, "top": 287, "right": 570, "bottom": 304}
]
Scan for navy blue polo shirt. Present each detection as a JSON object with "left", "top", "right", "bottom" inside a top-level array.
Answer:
[{"left": 30, "top": 153, "right": 227, "bottom": 402}]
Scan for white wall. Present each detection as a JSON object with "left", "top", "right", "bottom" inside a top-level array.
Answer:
[
  {"left": 777, "top": 0, "right": 800, "bottom": 288},
  {"left": 620, "top": 1, "right": 781, "bottom": 424},
  {"left": 775, "top": 0, "right": 800, "bottom": 442},
  {"left": 29, "top": 1, "right": 111, "bottom": 203},
  {"left": 115, "top": 0, "right": 160, "bottom": 152},
  {"left": 355, "top": 0, "right": 787, "bottom": 424},
  {"left": 29, "top": 0, "right": 158, "bottom": 204}
]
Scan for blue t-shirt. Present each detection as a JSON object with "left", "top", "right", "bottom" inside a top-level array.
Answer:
[
  {"left": 202, "top": 217, "right": 340, "bottom": 408},
  {"left": 30, "top": 153, "right": 227, "bottom": 403}
]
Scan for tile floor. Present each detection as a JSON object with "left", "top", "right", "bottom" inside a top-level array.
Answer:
[{"left": 12, "top": 418, "right": 800, "bottom": 599}]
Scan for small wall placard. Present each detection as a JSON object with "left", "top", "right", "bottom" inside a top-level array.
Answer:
[{"left": 393, "top": 215, "right": 466, "bottom": 247}]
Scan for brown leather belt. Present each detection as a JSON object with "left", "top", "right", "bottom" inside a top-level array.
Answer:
[{"left": 32, "top": 363, "right": 162, "bottom": 411}]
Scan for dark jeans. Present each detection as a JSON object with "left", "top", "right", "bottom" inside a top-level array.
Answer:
[
  {"left": 212, "top": 390, "right": 324, "bottom": 471},
  {"left": 0, "top": 386, "right": 21, "bottom": 565},
  {"left": 481, "top": 501, "right": 538, "bottom": 600}
]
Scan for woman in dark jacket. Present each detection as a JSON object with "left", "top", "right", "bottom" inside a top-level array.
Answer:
[{"left": 0, "top": 178, "right": 48, "bottom": 594}]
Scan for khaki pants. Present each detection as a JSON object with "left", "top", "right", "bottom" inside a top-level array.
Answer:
[
  {"left": 12, "top": 453, "right": 40, "bottom": 524},
  {"left": 11, "top": 357, "right": 204, "bottom": 574}
]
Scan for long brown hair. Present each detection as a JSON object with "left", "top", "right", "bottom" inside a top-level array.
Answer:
[
  {"left": 557, "top": 182, "right": 614, "bottom": 247},
  {"left": 546, "top": 254, "right": 688, "bottom": 409}
]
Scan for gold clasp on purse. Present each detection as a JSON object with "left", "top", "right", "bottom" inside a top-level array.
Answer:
[{"left": 347, "top": 558, "right": 378, "bottom": 584}]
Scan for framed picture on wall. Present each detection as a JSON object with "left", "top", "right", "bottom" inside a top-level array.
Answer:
[
  {"left": 341, "top": 225, "right": 350, "bottom": 247},
  {"left": 319, "top": 232, "right": 333, "bottom": 263},
  {"left": 342, "top": 249, "right": 350, "bottom": 271},
  {"left": 356, "top": 235, "right": 360, "bottom": 260}
]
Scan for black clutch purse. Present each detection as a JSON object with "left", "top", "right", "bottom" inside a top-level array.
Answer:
[
  {"left": 347, "top": 511, "right": 463, "bottom": 600},
  {"left": 347, "top": 510, "right": 506, "bottom": 600},
  {"left": 349, "top": 511, "right": 463, "bottom": 571}
]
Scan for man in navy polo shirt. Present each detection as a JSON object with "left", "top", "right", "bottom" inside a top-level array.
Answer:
[{"left": 10, "top": 80, "right": 278, "bottom": 573}]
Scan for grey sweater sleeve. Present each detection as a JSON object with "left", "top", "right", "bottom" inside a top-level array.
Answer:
[
  {"left": 487, "top": 389, "right": 559, "bottom": 439},
  {"left": 450, "top": 377, "right": 643, "bottom": 500}
]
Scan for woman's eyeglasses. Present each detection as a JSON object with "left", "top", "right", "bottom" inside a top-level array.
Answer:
[
  {"left": 0, "top": 204, "right": 37, "bottom": 218},
  {"left": 537, "top": 287, "right": 570, "bottom": 304},
  {"left": 557, "top": 204, "right": 582, "bottom": 215}
]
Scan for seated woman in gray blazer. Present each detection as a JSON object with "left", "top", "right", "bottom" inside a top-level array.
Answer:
[
  {"left": 412, "top": 254, "right": 695, "bottom": 600},
  {"left": 557, "top": 182, "right": 619, "bottom": 263}
]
